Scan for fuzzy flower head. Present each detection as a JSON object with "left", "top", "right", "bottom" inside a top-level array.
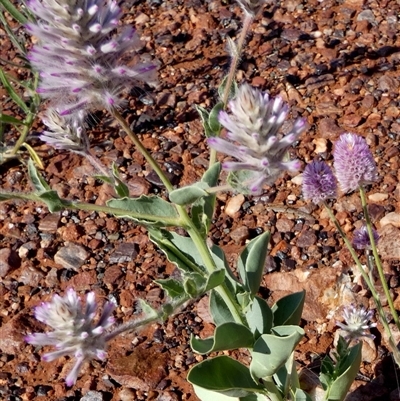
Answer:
[
  {"left": 40, "top": 108, "right": 90, "bottom": 152},
  {"left": 333, "top": 133, "right": 378, "bottom": 193},
  {"left": 336, "top": 304, "right": 376, "bottom": 341},
  {"left": 236, "top": 0, "right": 267, "bottom": 16},
  {"left": 353, "top": 224, "right": 379, "bottom": 250},
  {"left": 302, "top": 161, "right": 337, "bottom": 204},
  {"left": 26, "top": 0, "right": 156, "bottom": 117},
  {"left": 208, "top": 83, "right": 305, "bottom": 194},
  {"left": 25, "top": 289, "right": 115, "bottom": 386}
]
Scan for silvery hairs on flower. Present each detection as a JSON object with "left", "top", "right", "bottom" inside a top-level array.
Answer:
[
  {"left": 25, "top": 288, "right": 115, "bottom": 386},
  {"left": 333, "top": 133, "right": 378, "bottom": 193},
  {"left": 208, "top": 83, "right": 306, "bottom": 194},
  {"left": 40, "top": 108, "right": 90, "bottom": 153},
  {"left": 26, "top": 0, "right": 157, "bottom": 117}
]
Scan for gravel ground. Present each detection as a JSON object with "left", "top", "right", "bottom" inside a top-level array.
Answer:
[{"left": 0, "top": 0, "right": 400, "bottom": 400}]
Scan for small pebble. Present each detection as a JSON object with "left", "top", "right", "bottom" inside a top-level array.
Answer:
[
  {"left": 54, "top": 243, "right": 88, "bottom": 271},
  {"left": 225, "top": 194, "right": 245, "bottom": 217}
]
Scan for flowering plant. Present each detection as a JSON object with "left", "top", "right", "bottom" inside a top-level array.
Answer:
[{"left": 0, "top": 0, "right": 397, "bottom": 400}]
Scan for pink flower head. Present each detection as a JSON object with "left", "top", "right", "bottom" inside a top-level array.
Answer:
[
  {"left": 25, "top": 289, "right": 115, "bottom": 386},
  {"left": 26, "top": 0, "right": 156, "bottom": 118},
  {"left": 208, "top": 83, "right": 305, "bottom": 194},
  {"left": 302, "top": 161, "right": 337, "bottom": 204},
  {"left": 336, "top": 304, "right": 376, "bottom": 341},
  {"left": 353, "top": 224, "right": 379, "bottom": 250},
  {"left": 333, "top": 133, "right": 378, "bottom": 193}
]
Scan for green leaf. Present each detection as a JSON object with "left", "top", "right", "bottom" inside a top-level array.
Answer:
[
  {"left": 28, "top": 158, "right": 50, "bottom": 192},
  {"left": 245, "top": 296, "right": 273, "bottom": 338},
  {"left": 191, "top": 163, "right": 221, "bottom": 237},
  {"left": 149, "top": 229, "right": 206, "bottom": 275},
  {"left": 154, "top": 278, "right": 186, "bottom": 299},
  {"left": 273, "top": 352, "right": 299, "bottom": 397},
  {"left": 227, "top": 170, "right": 258, "bottom": 195},
  {"left": 194, "top": 105, "right": 213, "bottom": 137},
  {"left": 210, "top": 244, "right": 242, "bottom": 295},
  {"left": 0, "top": 113, "right": 26, "bottom": 126},
  {"left": 294, "top": 389, "right": 313, "bottom": 401},
  {"left": 218, "top": 75, "right": 238, "bottom": 103},
  {"left": 208, "top": 102, "right": 224, "bottom": 135},
  {"left": 0, "top": 11, "right": 26, "bottom": 55},
  {"left": 193, "top": 385, "right": 270, "bottom": 401},
  {"left": 188, "top": 356, "right": 264, "bottom": 397},
  {"left": 169, "top": 182, "right": 209, "bottom": 205},
  {"left": 272, "top": 290, "right": 305, "bottom": 327},
  {"left": 38, "top": 190, "right": 66, "bottom": 213},
  {"left": 204, "top": 268, "right": 225, "bottom": 292},
  {"left": 0, "top": 69, "right": 30, "bottom": 114},
  {"left": 111, "top": 162, "right": 130, "bottom": 198},
  {"left": 107, "top": 196, "right": 180, "bottom": 227},
  {"left": 184, "top": 273, "right": 206, "bottom": 298},
  {"left": 238, "top": 232, "right": 270, "bottom": 297},
  {"left": 209, "top": 289, "right": 236, "bottom": 326},
  {"left": 0, "top": 0, "right": 27, "bottom": 23},
  {"left": 137, "top": 299, "right": 159, "bottom": 320},
  {"left": 190, "top": 322, "right": 254, "bottom": 354},
  {"left": 250, "top": 326, "right": 304, "bottom": 379},
  {"left": 320, "top": 339, "right": 362, "bottom": 401}
]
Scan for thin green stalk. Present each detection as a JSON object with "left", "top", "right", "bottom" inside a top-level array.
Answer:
[
  {"left": 323, "top": 202, "right": 395, "bottom": 343},
  {"left": 209, "top": 12, "right": 253, "bottom": 167},
  {"left": 111, "top": 108, "right": 174, "bottom": 193},
  {"left": 10, "top": 73, "right": 40, "bottom": 156},
  {"left": 359, "top": 186, "right": 400, "bottom": 330}
]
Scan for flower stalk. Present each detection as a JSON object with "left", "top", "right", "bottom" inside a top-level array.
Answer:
[{"left": 359, "top": 186, "right": 400, "bottom": 331}]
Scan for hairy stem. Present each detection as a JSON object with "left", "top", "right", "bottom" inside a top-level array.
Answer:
[
  {"left": 209, "top": 12, "right": 253, "bottom": 167},
  {"left": 111, "top": 108, "right": 174, "bottom": 193},
  {"left": 105, "top": 297, "right": 192, "bottom": 341}
]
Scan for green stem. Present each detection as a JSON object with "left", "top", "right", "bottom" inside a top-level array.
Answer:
[
  {"left": 186, "top": 221, "right": 245, "bottom": 325},
  {"left": 111, "top": 108, "right": 174, "bottom": 193},
  {"left": 323, "top": 202, "right": 398, "bottom": 355},
  {"left": 359, "top": 186, "right": 400, "bottom": 331},
  {"left": 209, "top": 12, "right": 254, "bottom": 167},
  {"left": 111, "top": 109, "right": 245, "bottom": 325},
  {"left": 10, "top": 73, "right": 40, "bottom": 156}
]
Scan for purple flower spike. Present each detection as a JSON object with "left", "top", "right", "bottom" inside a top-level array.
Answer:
[
  {"left": 25, "top": 289, "right": 115, "bottom": 386},
  {"left": 333, "top": 133, "right": 378, "bottom": 193},
  {"left": 353, "top": 224, "right": 379, "bottom": 250},
  {"left": 26, "top": 0, "right": 157, "bottom": 118},
  {"left": 208, "top": 83, "right": 306, "bottom": 194},
  {"left": 302, "top": 161, "right": 337, "bottom": 204},
  {"left": 336, "top": 304, "right": 376, "bottom": 341}
]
